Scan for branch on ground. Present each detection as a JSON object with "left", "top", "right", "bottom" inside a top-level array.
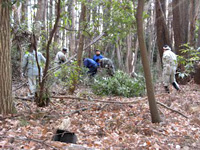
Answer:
[{"left": 52, "top": 94, "right": 188, "bottom": 118}]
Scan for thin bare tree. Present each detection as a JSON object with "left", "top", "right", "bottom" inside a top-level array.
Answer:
[{"left": 136, "top": 0, "right": 161, "bottom": 123}]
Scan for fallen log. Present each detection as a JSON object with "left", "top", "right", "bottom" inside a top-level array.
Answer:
[{"left": 52, "top": 95, "right": 147, "bottom": 104}]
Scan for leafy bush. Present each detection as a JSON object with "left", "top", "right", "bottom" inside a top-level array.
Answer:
[
  {"left": 177, "top": 44, "right": 200, "bottom": 78},
  {"left": 54, "top": 61, "right": 81, "bottom": 93},
  {"left": 92, "top": 70, "right": 145, "bottom": 97}
]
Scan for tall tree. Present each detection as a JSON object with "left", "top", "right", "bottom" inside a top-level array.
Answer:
[
  {"left": 35, "top": 0, "right": 47, "bottom": 50},
  {"left": 155, "top": 0, "right": 171, "bottom": 59},
  {"left": 35, "top": 0, "right": 46, "bottom": 22},
  {"left": 189, "top": 0, "right": 200, "bottom": 47},
  {"left": 77, "top": 2, "right": 86, "bottom": 67},
  {"left": 172, "top": 0, "right": 189, "bottom": 54},
  {"left": 53, "top": 1, "right": 62, "bottom": 52},
  {"left": 0, "top": 0, "right": 14, "bottom": 114},
  {"left": 179, "top": 0, "right": 189, "bottom": 44},
  {"left": 125, "top": 34, "right": 132, "bottom": 73},
  {"left": 36, "top": 0, "right": 61, "bottom": 107},
  {"left": 69, "top": 0, "right": 76, "bottom": 55},
  {"left": 136, "top": 0, "right": 161, "bottom": 123}
]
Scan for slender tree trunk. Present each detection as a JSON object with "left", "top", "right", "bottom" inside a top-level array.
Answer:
[
  {"left": 125, "top": 34, "right": 132, "bottom": 73},
  {"left": 70, "top": 0, "right": 76, "bottom": 55},
  {"left": 132, "top": 38, "right": 139, "bottom": 73},
  {"left": 49, "top": 0, "right": 53, "bottom": 32},
  {"left": 77, "top": 3, "right": 86, "bottom": 66},
  {"left": 53, "top": 1, "right": 62, "bottom": 52},
  {"left": 13, "top": 3, "right": 22, "bottom": 76},
  {"left": 197, "top": 27, "right": 200, "bottom": 47},
  {"left": 0, "top": 0, "right": 14, "bottom": 114},
  {"left": 36, "top": 0, "right": 61, "bottom": 107},
  {"left": 156, "top": 50, "right": 162, "bottom": 79},
  {"left": 116, "top": 37, "right": 123, "bottom": 70},
  {"left": 13, "top": 3, "right": 20, "bottom": 26},
  {"left": 62, "top": 3, "right": 66, "bottom": 48},
  {"left": 136, "top": 0, "right": 161, "bottom": 123},
  {"left": 67, "top": 2, "right": 86, "bottom": 94}
]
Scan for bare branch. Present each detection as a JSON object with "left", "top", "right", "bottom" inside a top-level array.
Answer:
[{"left": 156, "top": 101, "right": 188, "bottom": 119}]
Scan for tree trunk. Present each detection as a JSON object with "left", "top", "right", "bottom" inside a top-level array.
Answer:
[
  {"left": 155, "top": 0, "right": 171, "bottom": 60},
  {"left": 36, "top": 0, "right": 61, "bottom": 107},
  {"left": 49, "top": 0, "right": 53, "bottom": 32},
  {"left": 197, "top": 24, "right": 200, "bottom": 48},
  {"left": 35, "top": 0, "right": 46, "bottom": 22},
  {"left": 172, "top": 0, "right": 189, "bottom": 54},
  {"left": 125, "top": 34, "right": 132, "bottom": 73},
  {"left": 77, "top": 3, "right": 86, "bottom": 67},
  {"left": 0, "top": 0, "right": 14, "bottom": 114},
  {"left": 68, "top": 2, "right": 86, "bottom": 94},
  {"left": 70, "top": 0, "right": 76, "bottom": 56},
  {"left": 53, "top": 1, "right": 62, "bottom": 52},
  {"left": 116, "top": 37, "right": 123, "bottom": 70},
  {"left": 172, "top": 0, "right": 183, "bottom": 54},
  {"left": 21, "top": 0, "right": 28, "bottom": 24},
  {"left": 132, "top": 38, "right": 139, "bottom": 73},
  {"left": 13, "top": 3, "right": 20, "bottom": 26},
  {"left": 62, "top": 3, "right": 66, "bottom": 48},
  {"left": 189, "top": 0, "right": 200, "bottom": 47},
  {"left": 136, "top": 0, "right": 161, "bottom": 123},
  {"left": 179, "top": 0, "right": 189, "bottom": 44},
  {"left": 172, "top": 0, "right": 191, "bottom": 84}
]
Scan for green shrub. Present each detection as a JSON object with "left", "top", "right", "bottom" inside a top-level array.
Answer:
[
  {"left": 54, "top": 61, "right": 81, "bottom": 93},
  {"left": 177, "top": 44, "right": 200, "bottom": 78},
  {"left": 92, "top": 70, "right": 145, "bottom": 97}
]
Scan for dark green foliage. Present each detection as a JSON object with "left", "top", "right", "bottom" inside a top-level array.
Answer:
[{"left": 92, "top": 70, "right": 145, "bottom": 97}]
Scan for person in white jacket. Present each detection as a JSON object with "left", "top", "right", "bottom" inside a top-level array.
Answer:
[
  {"left": 162, "top": 45, "right": 180, "bottom": 93},
  {"left": 54, "top": 47, "right": 67, "bottom": 68},
  {"left": 22, "top": 44, "right": 46, "bottom": 97}
]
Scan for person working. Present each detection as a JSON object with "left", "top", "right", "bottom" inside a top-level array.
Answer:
[
  {"left": 162, "top": 45, "right": 180, "bottom": 93},
  {"left": 93, "top": 49, "right": 104, "bottom": 66},
  {"left": 22, "top": 43, "right": 46, "bottom": 98},
  {"left": 96, "top": 58, "right": 115, "bottom": 76},
  {"left": 54, "top": 47, "right": 67, "bottom": 68},
  {"left": 83, "top": 58, "right": 98, "bottom": 77}
]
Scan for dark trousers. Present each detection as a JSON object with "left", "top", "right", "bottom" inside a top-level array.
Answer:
[{"left": 88, "top": 67, "right": 97, "bottom": 77}]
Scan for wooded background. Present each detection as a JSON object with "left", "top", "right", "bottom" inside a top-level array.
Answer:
[
  {"left": 10, "top": 0, "right": 200, "bottom": 78},
  {"left": 1, "top": 0, "right": 200, "bottom": 113}
]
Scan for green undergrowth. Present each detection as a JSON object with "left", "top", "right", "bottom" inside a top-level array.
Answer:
[{"left": 92, "top": 70, "right": 145, "bottom": 97}]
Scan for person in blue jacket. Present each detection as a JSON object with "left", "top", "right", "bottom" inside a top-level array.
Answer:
[
  {"left": 93, "top": 49, "right": 104, "bottom": 66},
  {"left": 83, "top": 58, "right": 98, "bottom": 77}
]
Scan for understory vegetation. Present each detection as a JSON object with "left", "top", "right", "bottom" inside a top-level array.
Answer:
[{"left": 92, "top": 71, "right": 145, "bottom": 97}]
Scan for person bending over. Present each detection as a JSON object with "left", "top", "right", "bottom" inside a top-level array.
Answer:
[
  {"left": 96, "top": 58, "right": 115, "bottom": 76},
  {"left": 83, "top": 58, "right": 98, "bottom": 77}
]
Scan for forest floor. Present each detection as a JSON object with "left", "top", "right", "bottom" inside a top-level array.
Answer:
[{"left": 0, "top": 81, "right": 200, "bottom": 150}]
